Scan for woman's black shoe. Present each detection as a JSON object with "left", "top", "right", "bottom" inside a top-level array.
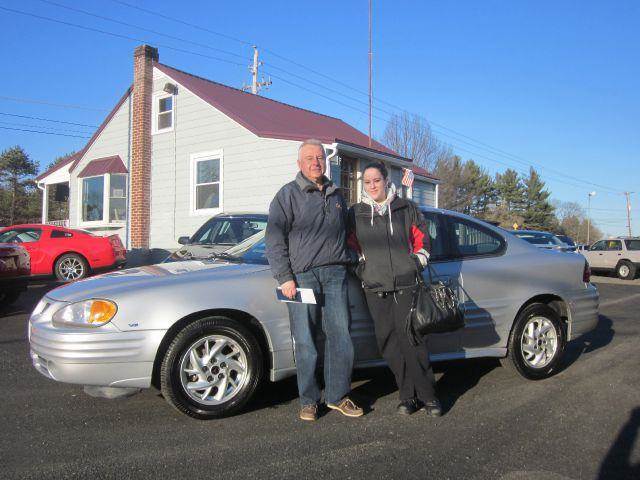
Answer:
[
  {"left": 397, "top": 399, "right": 420, "bottom": 415},
  {"left": 422, "top": 399, "right": 443, "bottom": 417}
]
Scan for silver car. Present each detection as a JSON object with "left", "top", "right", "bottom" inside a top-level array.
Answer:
[{"left": 29, "top": 208, "right": 599, "bottom": 419}]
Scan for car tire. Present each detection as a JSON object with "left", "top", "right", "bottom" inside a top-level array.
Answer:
[
  {"left": 54, "top": 253, "right": 89, "bottom": 282},
  {"left": 160, "top": 316, "right": 264, "bottom": 419},
  {"left": 616, "top": 261, "right": 636, "bottom": 280},
  {"left": 0, "top": 289, "right": 21, "bottom": 306},
  {"left": 502, "top": 303, "right": 566, "bottom": 380}
]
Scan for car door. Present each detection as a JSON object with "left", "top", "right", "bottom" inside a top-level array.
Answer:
[
  {"left": 10, "top": 228, "right": 46, "bottom": 274},
  {"left": 419, "top": 211, "right": 462, "bottom": 355},
  {"left": 443, "top": 215, "right": 508, "bottom": 351},
  {"left": 603, "top": 240, "right": 623, "bottom": 269},
  {"left": 584, "top": 240, "right": 607, "bottom": 269}
]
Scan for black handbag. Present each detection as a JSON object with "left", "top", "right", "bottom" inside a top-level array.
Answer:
[{"left": 405, "top": 263, "right": 465, "bottom": 345}]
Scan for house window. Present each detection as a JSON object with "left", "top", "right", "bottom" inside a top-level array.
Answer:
[
  {"left": 191, "top": 151, "right": 223, "bottom": 214},
  {"left": 82, "top": 176, "right": 104, "bottom": 222},
  {"left": 109, "top": 174, "right": 127, "bottom": 222},
  {"left": 80, "top": 174, "right": 127, "bottom": 224},
  {"left": 153, "top": 94, "right": 174, "bottom": 133}
]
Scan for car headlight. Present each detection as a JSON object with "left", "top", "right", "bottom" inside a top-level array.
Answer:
[{"left": 52, "top": 299, "right": 118, "bottom": 327}]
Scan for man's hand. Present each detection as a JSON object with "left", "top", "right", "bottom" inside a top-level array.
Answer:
[{"left": 280, "top": 280, "right": 297, "bottom": 299}]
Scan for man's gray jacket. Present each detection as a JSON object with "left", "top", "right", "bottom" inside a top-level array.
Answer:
[{"left": 265, "top": 172, "right": 351, "bottom": 284}]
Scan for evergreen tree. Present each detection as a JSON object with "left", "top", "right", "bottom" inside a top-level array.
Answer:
[
  {"left": 0, "top": 146, "right": 39, "bottom": 225},
  {"left": 495, "top": 169, "right": 525, "bottom": 212},
  {"left": 522, "top": 167, "right": 555, "bottom": 230}
]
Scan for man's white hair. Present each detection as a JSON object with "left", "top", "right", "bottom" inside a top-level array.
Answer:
[{"left": 298, "top": 138, "right": 326, "bottom": 160}]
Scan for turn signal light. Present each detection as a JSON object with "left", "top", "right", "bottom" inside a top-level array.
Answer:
[{"left": 89, "top": 300, "right": 117, "bottom": 324}]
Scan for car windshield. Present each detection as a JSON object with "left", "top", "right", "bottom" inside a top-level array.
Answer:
[
  {"left": 515, "top": 232, "right": 564, "bottom": 246},
  {"left": 215, "top": 230, "right": 268, "bottom": 265},
  {"left": 556, "top": 235, "right": 575, "bottom": 246}
]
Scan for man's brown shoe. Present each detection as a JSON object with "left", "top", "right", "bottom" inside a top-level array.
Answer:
[
  {"left": 299, "top": 404, "right": 318, "bottom": 421},
  {"left": 326, "top": 397, "right": 364, "bottom": 417}
]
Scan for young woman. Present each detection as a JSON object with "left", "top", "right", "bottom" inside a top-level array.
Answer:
[{"left": 347, "top": 162, "right": 442, "bottom": 416}]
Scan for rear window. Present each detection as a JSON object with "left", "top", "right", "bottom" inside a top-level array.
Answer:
[
  {"left": 51, "top": 230, "right": 73, "bottom": 238},
  {"left": 625, "top": 240, "right": 640, "bottom": 251},
  {"left": 515, "top": 232, "right": 563, "bottom": 246}
]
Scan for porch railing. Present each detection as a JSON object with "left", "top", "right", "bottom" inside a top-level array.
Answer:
[{"left": 46, "top": 219, "right": 70, "bottom": 227}]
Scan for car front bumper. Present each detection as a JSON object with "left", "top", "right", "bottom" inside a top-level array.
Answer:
[
  {"left": 567, "top": 283, "right": 600, "bottom": 340},
  {"left": 28, "top": 297, "right": 166, "bottom": 389}
]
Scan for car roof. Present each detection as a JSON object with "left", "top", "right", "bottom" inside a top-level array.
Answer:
[
  {"left": 211, "top": 213, "right": 268, "bottom": 219},
  {"left": 509, "top": 229, "right": 555, "bottom": 235}
]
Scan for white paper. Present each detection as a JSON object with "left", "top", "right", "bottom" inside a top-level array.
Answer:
[{"left": 276, "top": 287, "right": 317, "bottom": 304}]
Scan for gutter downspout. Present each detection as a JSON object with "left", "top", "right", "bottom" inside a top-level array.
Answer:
[{"left": 325, "top": 143, "right": 338, "bottom": 181}]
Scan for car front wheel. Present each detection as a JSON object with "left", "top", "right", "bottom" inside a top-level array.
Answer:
[
  {"left": 160, "top": 316, "right": 264, "bottom": 419},
  {"left": 503, "top": 303, "right": 566, "bottom": 380},
  {"left": 54, "top": 253, "right": 89, "bottom": 282}
]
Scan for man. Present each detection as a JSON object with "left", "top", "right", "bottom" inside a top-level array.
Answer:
[{"left": 265, "top": 139, "right": 363, "bottom": 421}]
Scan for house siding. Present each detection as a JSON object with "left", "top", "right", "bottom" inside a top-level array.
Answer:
[
  {"left": 68, "top": 94, "right": 132, "bottom": 244},
  {"left": 150, "top": 67, "right": 300, "bottom": 249},
  {"left": 412, "top": 179, "right": 436, "bottom": 207}
]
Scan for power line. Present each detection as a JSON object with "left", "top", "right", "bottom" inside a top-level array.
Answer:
[
  {"left": 0, "top": 120, "right": 93, "bottom": 134},
  {"left": 9, "top": 2, "right": 628, "bottom": 195},
  {"left": 0, "top": 112, "right": 98, "bottom": 128},
  {"left": 0, "top": 95, "right": 106, "bottom": 111},
  {"left": 36, "top": 0, "right": 247, "bottom": 61},
  {"left": 0, "top": 126, "right": 90, "bottom": 138},
  {"left": 0, "top": 6, "right": 246, "bottom": 68}
]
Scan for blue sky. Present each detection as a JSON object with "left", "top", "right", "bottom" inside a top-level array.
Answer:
[{"left": 0, "top": 0, "right": 637, "bottom": 236}]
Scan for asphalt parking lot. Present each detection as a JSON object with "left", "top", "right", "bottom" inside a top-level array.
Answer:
[{"left": 1, "top": 279, "right": 639, "bottom": 480}]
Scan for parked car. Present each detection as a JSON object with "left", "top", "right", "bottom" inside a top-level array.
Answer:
[
  {"left": 581, "top": 237, "right": 640, "bottom": 280},
  {"left": 511, "top": 230, "right": 573, "bottom": 252},
  {"left": 166, "top": 213, "right": 268, "bottom": 261},
  {"left": 0, "top": 224, "right": 126, "bottom": 282},
  {"left": 29, "top": 208, "right": 598, "bottom": 419},
  {"left": 555, "top": 234, "right": 577, "bottom": 251},
  {"left": 0, "top": 244, "right": 30, "bottom": 306}
]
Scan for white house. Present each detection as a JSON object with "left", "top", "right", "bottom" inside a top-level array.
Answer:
[{"left": 36, "top": 45, "right": 440, "bottom": 251}]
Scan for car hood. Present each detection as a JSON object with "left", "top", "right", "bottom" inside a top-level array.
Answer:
[{"left": 46, "top": 260, "right": 271, "bottom": 302}]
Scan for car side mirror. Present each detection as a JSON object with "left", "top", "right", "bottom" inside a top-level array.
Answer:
[{"left": 178, "top": 236, "right": 190, "bottom": 245}]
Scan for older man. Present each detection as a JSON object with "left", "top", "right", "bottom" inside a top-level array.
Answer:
[{"left": 265, "top": 139, "right": 363, "bottom": 421}]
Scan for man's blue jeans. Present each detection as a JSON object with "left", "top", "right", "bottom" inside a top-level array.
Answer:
[{"left": 287, "top": 265, "right": 354, "bottom": 406}]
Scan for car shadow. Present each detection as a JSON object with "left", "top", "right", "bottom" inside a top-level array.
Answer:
[
  {"left": 558, "top": 314, "right": 614, "bottom": 373},
  {"left": 434, "top": 358, "right": 500, "bottom": 413},
  {"left": 598, "top": 407, "right": 640, "bottom": 480}
]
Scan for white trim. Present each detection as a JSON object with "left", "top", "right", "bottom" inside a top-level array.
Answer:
[
  {"left": 189, "top": 149, "right": 224, "bottom": 216},
  {"left": 152, "top": 91, "right": 175, "bottom": 134},
  {"left": 77, "top": 173, "right": 128, "bottom": 227}
]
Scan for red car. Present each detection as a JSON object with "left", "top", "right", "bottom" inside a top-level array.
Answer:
[
  {"left": 0, "top": 224, "right": 126, "bottom": 282},
  {"left": 0, "top": 244, "right": 30, "bottom": 306}
]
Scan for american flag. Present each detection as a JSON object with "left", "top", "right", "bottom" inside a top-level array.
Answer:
[{"left": 401, "top": 168, "right": 414, "bottom": 188}]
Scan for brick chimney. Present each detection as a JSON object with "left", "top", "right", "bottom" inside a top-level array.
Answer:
[{"left": 130, "top": 45, "right": 158, "bottom": 249}]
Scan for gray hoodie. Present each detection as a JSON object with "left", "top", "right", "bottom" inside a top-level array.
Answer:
[{"left": 265, "top": 172, "right": 351, "bottom": 284}]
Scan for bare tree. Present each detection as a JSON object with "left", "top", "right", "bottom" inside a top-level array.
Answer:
[{"left": 382, "top": 112, "right": 449, "bottom": 172}]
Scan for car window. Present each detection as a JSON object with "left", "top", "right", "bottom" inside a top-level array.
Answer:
[
  {"left": 191, "top": 218, "right": 266, "bottom": 245},
  {"left": 50, "top": 230, "right": 73, "bottom": 239},
  {"left": 420, "top": 211, "right": 449, "bottom": 261},
  {"left": 447, "top": 217, "right": 504, "bottom": 258},
  {"left": 516, "top": 232, "right": 562, "bottom": 246},
  {"left": 625, "top": 240, "right": 640, "bottom": 251},
  {"left": 0, "top": 228, "right": 42, "bottom": 243},
  {"left": 590, "top": 241, "right": 606, "bottom": 251},
  {"left": 606, "top": 240, "right": 622, "bottom": 251}
]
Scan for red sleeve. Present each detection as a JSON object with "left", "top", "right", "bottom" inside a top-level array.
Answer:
[
  {"left": 410, "top": 224, "right": 430, "bottom": 253},
  {"left": 347, "top": 230, "right": 361, "bottom": 254}
]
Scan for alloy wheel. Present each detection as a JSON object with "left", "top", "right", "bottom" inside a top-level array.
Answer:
[
  {"left": 520, "top": 316, "right": 558, "bottom": 369},
  {"left": 619, "top": 265, "right": 630, "bottom": 278},
  {"left": 58, "top": 257, "right": 85, "bottom": 281},
  {"left": 179, "top": 335, "right": 248, "bottom": 405}
]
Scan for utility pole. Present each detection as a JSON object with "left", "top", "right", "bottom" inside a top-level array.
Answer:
[
  {"left": 242, "top": 46, "right": 271, "bottom": 95},
  {"left": 368, "top": 0, "right": 373, "bottom": 147},
  {"left": 587, "top": 191, "right": 596, "bottom": 245},
  {"left": 624, "top": 191, "right": 634, "bottom": 237}
]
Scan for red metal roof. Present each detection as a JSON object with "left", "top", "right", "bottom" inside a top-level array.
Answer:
[
  {"left": 77, "top": 155, "right": 128, "bottom": 178},
  {"left": 411, "top": 165, "right": 439, "bottom": 181},
  {"left": 155, "top": 63, "right": 398, "bottom": 157}
]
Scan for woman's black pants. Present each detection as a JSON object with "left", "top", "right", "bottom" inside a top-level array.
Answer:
[{"left": 364, "top": 287, "right": 436, "bottom": 403}]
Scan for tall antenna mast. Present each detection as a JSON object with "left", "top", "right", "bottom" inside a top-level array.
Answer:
[
  {"left": 368, "top": 0, "right": 373, "bottom": 147},
  {"left": 242, "top": 46, "right": 271, "bottom": 95}
]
